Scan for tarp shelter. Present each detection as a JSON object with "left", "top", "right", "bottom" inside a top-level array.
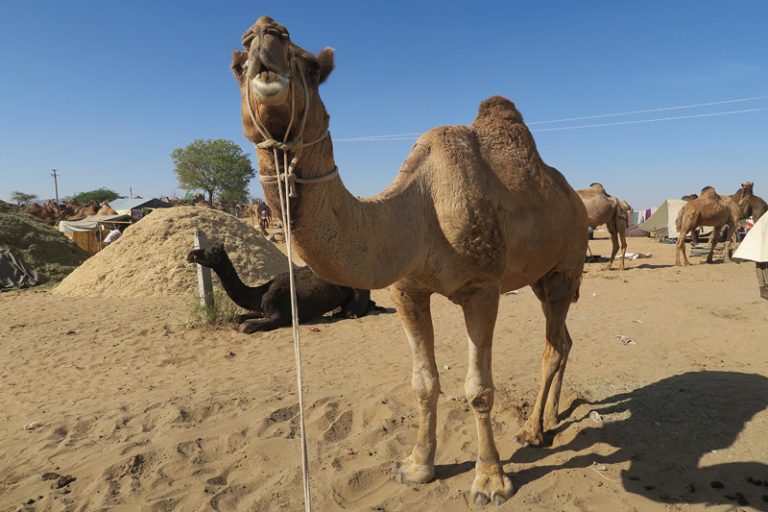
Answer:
[
  {"left": 0, "top": 249, "right": 38, "bottom": 290},
  {"left": 108, "top": 198, "right": 171, "bottom": 217},
  {"left": 733, "top": 214, "right": 768, "bottom": 262},
  {"left": 58, "top": 214, "right": 131, "bottom": 254}
]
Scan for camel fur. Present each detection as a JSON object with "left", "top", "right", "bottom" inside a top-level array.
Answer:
[
  {"left": 232, "top": 16, "right": 588, "bottom": 505},
  {"left": 187, "top": 244, "right": 378, "bottom": 332},
  {"left": 577, "top": 183, "right": 631, "bottom": 270}
]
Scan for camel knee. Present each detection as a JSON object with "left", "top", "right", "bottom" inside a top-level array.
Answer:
[
  {"left": 465, "top": 383, "right": 495, "bottom": 414},
  {"left": 412, "top": 371, "right": 440, "bottom": 404}
]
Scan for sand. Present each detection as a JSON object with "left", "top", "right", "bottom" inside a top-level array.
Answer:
[
  {"left": 53, "top": 206, "right": 288, "bottom": 298},
  {"left": 1, "top": 234, "right": 767, "bottom": 511}
]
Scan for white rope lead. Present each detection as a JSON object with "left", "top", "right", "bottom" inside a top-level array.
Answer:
[{"left": 246, "top": 52, "right": 314, "bottom": 512}]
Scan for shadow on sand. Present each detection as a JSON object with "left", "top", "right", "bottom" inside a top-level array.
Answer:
[{"left": 506, "top": 371, "right": 768, "bottom": 509}]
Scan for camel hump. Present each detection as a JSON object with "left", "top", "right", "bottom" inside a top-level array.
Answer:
[
  {"left": 589, "top": 183, "right": 608, "bottom": 195},
  {"left": 472, "top": 96, "right": 524, "bottom": 128},
  {"left": 700, "top": 186, "right": 720, "bottom": 199}
]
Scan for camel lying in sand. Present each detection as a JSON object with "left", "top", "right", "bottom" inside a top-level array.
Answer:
[{"left": 187, "top": 244, "right": 380, "bottom": 332}]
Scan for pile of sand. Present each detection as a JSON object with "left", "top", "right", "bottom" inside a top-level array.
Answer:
[
  {"left": 53, "top": 206, "right": 289, "bottom": 297},
  {"left": 0, "top": 200, "right": 88, "bottom": 283}
]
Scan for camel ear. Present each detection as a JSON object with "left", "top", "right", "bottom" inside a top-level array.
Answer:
[
  {"left": 315, "top": 47, "right": 334, "bottom": 84},
  {"left": 231, "top": 51, "right": 248, "bottom": 84}
]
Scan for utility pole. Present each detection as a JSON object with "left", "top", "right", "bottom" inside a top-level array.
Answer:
[{"left": 51, "top": 169, "right": 60, "bottom": 205}]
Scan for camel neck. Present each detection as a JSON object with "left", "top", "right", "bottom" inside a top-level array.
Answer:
[
  {"left": 256, "top": 126, "right": 420, "bottom": 290},
  {"left": 210, "top": 253, "right": 268, "bottom": 311}
]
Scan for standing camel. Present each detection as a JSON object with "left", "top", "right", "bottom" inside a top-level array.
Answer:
[
  {"left": 675, "top": 186, "right": 743, "bottom": 266},
  {"left": 731, "top": 181, "right": 767, "bottom": 223},
  {"left": 232, "top": 17, "right": 588, "bottom": 505},
  {"left": 577, "top": 183, "right": 631, "bottom": 270}
]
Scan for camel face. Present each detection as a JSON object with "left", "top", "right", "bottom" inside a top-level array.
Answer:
[
  {"left": 186, "top": 245, "right": 224, "bottom": 267},
  {"left": 232, "top": 17, "right": 334, "bottom": 143},
  {"left": 236, "top": 17, "right": 292, "bottom": 106}
]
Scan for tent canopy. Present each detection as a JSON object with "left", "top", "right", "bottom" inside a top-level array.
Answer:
[
  {"left": 108, "top": 198, "right": 171, "bottom": 215},
  {"left": 733, "top": 214, "right": 768, "bottom": 262},
  {"left": 58, "top": 214, "right": 130, "bottom": 233}
]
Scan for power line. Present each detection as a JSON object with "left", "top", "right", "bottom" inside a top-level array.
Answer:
[
  {"left": 532, "top": 107, "right": 767, "bottom": 132},
  {"left": 334, "top": 95, "right": 768, "bottom": 142},
  {"left": 527, "top": 95, "right": 768, "bottom": 125}
]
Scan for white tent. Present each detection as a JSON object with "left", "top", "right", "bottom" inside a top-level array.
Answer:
[
  {"left": 58, "top": 214, "right": 130, "bottom": 233},
  {"left": 638, "top": 199, "right": 686, "bottom": 238},
  {"left": 733, "top": 214, "right": 768, "bottom": 262},
  {"left": 638, "top": 199, "right": 716, "bottom": 239}
]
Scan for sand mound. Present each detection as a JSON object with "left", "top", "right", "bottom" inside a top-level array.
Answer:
[
  {"left": 53, "top": 206, "right": 289, "bottom": 297},
  {"left": 0, "top": 201, "right": 88, "bottom": 283}
]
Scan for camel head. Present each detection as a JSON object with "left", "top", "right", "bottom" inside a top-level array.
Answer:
[
  {"left": 740, "top": 181, "right": 754, "bottom": 195},
  {"left": 231, "top": 16, "right": 335, "bottom": 144},
  {"left": 186, "top": 243, "right": 226, "bottom": 268}
]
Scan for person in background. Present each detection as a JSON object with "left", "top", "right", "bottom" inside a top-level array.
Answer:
[
  {"left": 103, "top": 227, "right": 122, "bottom": 245},
  {"left": 732, "top": 214, "right": 768, "bottom": 300}
]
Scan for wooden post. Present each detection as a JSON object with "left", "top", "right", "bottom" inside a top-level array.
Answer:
[{"left": 194, "top": 229, "right": 214, "bottom": 309}]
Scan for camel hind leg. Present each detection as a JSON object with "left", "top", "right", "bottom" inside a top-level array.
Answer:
[
  {"left": 676, "top": 219, "right": 694, "bottom": 266},
  {"left": 518, "top": 270, "right": 578, "bottom": 444},
  {"left": 706, "top": 226, "right": 721, "bottom": 264}
]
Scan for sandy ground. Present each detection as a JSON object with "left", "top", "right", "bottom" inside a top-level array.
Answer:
[{"left": 1, "top": 234, "right": 767, "bottom": 512}]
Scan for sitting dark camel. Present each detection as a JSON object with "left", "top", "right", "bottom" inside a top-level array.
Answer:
[{"left": 187, "top": 244, "right": 380, "bottom": 332}]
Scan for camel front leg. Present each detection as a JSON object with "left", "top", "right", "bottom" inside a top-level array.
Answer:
[
  {"left": 462, "top": 287, "right": 513, "bottom": 506},
  {"left": 606, "top": 224, "right": 619, "bottom": 271},
  {"left": 618, "top": 229, "right": 628, "bottom": 271},
  {"left": 390, "top": 286, "right": 439, "bottom": 484}
]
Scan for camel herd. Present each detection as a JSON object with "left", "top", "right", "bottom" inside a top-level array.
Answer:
[{"left": 229, "top": 17, "right": 767, "bottom": 506}]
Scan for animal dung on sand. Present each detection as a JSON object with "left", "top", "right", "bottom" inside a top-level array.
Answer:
[{"left": 53, "top": 206, "right": 288, "bottom": 298}]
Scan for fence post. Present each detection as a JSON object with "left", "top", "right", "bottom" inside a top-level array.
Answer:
[{"left": 193, "top": 229, "right": 214, "bottom": 309}]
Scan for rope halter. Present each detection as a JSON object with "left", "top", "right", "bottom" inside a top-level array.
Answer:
[{"left": 245, "top": 48, "right": 338, "bottom": 198}]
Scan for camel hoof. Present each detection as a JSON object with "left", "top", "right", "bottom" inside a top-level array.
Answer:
[
  {"left": 395, "top": 457, "right": 434, "bottom": 484},
  {"left": 515, "top": 424, "right": 544, "bottom": 447},
  {"left": 238, "top": 322, "right": 257, "bottom": 334},
  {"left": 471, "top": 468, "right": 514, "bottom": 506}
]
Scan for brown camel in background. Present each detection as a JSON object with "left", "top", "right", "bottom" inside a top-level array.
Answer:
[
  {"left": 731, "top": 181, "right": 767, "bottom": 223},
  {"left": 675, "top": 186, "right": 743, "bottom": 266},
  {"left": 577, "top": 183, "right": 631, "bottom": 270},
  {"left": 232, "top": 16, "right": 588, "bottom": 505}
]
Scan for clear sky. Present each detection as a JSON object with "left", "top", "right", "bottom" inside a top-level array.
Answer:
[{"left": 1, "top": 1, "right": 766, "bottom": 209}]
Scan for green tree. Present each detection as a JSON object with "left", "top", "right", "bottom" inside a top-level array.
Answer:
[
  {"left": 69, "top": 188, "right": 120, "bottom": 203},
  {"left": 171, "top": 139, "right": 255, "bottom": 205},
  {"left": 10, "top": 191, "right": 38, "bottom": 205}
]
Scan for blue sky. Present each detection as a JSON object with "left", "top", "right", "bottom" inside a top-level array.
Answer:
[{"left": 1, "top": 1, "right": 766, "bottom": 209}]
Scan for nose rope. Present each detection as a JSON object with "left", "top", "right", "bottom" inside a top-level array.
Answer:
[{"left": 246, "top": 57, "right": 336, "bottom": 198}]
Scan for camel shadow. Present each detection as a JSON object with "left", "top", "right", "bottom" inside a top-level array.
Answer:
[
  {"left": 507, "top": 371, "right": 768, "bottom": 509},
  {"left": 311, "top": 306, "right": 397, "bottom": 326},
  {"left": 631, "top": 263, "right": 675, "bottom": 270}
]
